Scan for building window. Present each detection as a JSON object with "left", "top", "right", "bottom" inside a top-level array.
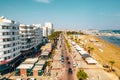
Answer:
[
  {"left": 13, "top": 43, "right": 15, "bottom": 46},
  {"left": 13, "top": 48, "right": 15, "bottom": 51},
  {"left": 8, "top": 44, "right": 11, "bottom": 47},
  {"left": 27, "top": 69, "right": 33, "bottom": 76},
  {"left": 8, "top": 50, "right": 11, "bottom": 53},
  {"left": 2, "top": 32, "right": 5, "bottom": 35},
  {"left": 15, "top": 69, "right": 20, "bottom": 76},
  {"left": 13, "top": 54, "right": 15, "bottom": 57},
  {"left": 12, "top": 37, "right": 15, "bottom": 41},
  {"left": 12, "top": 32, "right": 15, "bottom": 35},
  {"left": 7, "top": 38, "right": 12, "bottom": 41},
  {"left": 4, "top": 57, "right": 7, "bottom": 60},
  {"left": 4, "top": 51, "right": 7, "bottom": 54},
  {"left": 3, "top": 45, "right": 6, "bottom": 48},
  {"left": 12, "top": 26, "right": 15, "bottom": 29},
  {"left": 3, "top": 39, "right": 6, "bottom": 42},
  {"left": 8, "top": 56, "right": 11, "bottom": 59}
]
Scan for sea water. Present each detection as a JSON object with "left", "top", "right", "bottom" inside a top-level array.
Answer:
[{"left": 99, "top": 36, "right": 120, "bottom": 47}]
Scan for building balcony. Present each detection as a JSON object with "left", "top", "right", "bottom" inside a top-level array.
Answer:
[
  {"left": 0, "top": 40, "right": 20, "bottom": 45},
  {"left": 0, "top": 47, "right": 12, "bottom": 52},
  {"left": 0, "top": 29, "right": 12, "bottom": 32},
  {"left": 12, "top": 49, "right": 21, "bottom": 55}
]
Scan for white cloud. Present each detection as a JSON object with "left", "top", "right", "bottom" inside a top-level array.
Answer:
[{"left": 35, "top": 0, "right": 53, "bottom": 3}]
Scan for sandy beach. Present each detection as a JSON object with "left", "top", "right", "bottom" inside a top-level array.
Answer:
[{"left": 72, "top": 35, "right": 120, "bottom": 77}]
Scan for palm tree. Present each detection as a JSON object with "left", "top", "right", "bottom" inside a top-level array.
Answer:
[
  {"left": 77, "top": 69, "right": 88, "bottom": 80},
  {"left": 90, "top": 47, "right": 94, "bottom": 54},
  {"left": 87, "top": 47, "right": 94, "bottom": 55},
  {"left": 70, "top": 36, "right": 73, "bottom": 40},
  {"left": 109, "top": 60, "right": 115, "bottom": 72},
  {"left": 75, "top": 39, "right": 77, "bottom": 42}
]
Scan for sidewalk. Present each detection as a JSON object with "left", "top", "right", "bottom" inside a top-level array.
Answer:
[{"left": 49, "top": 37, "right": 63, "bottom": 80}]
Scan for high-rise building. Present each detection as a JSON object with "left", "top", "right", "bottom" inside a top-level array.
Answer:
[
  {"left": 43, "top": 26, "right": 48, "bottom": 37},
  {"left": 33, "top": 24, "right": 43, "bottom": 50},
  {"left": 19, "top": 24, "right": 35, "bottom": 53},
  {"left": 45, "top": 22, "right": 53, "bottom": 36},
  {"left": 0, "top": 16, "right": 21, "bottom": 72}
]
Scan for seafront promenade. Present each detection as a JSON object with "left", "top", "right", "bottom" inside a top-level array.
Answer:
[{"left": 70, "top": 34, "right": 120, "bottom": 78}]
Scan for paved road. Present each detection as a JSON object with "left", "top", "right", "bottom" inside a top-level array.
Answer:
[{"left": 60, "top": 35, "right": 75, "bottom": 80}]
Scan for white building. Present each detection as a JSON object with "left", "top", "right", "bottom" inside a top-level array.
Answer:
[
  {"left": 0, "top": 16, "right": 21, "bottom": 65},
  {"left": 45, "top": 22, "right": 53, "bottom": 36},
  {"left": 19, "top": 24, "right": 35, "bottom": 52},
  {"left": 43, "top": 22, "right": 53, "bottom": 37},
  {"left": 43, "top": 26, "right": 47, "bottom": 37},
  {"left": 33, "top": 24, "right": 43, "bottom": 47}
]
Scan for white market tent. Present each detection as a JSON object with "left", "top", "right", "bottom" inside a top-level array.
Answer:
[
  {"left": 22, "top": 58, "right": 38, "bottom": 64},
  {"left": 17, "top": 64, "right": 33, "bottom": 69},
  {"left": 40, "top": 51, "right": 49, "bottom": 56},
  {"left": 75, "top": 44, "right": 84, "bottom": 51},
  {"left": 81, "top": 54, "right": 91, "bottom": 59},
  {"left": 85, "top": 57, "right": 97, "bottom": 64},
  {"left": 79, "top": 51, "right": 88, "bottom": 55}
]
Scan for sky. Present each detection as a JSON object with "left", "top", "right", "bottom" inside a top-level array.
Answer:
[{"left": 0, "top": 0, "right": 120, "bottom": 30}]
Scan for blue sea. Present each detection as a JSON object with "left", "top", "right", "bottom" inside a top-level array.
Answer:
[
  {"left": 99, "top": 30, "right": 120, "bottom": 47},
  {"left": 99, "top": 30, "right": 120, "bottom": 34}
]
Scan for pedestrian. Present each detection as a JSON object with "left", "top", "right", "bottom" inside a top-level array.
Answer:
[
  {"left": 56, "top": 72, "right": 58, "bottom": 76},
  {"left": 98, "top": 75, "right": 100, "bottom": 80}
]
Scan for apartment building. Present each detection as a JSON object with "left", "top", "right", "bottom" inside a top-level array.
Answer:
[
  {"left": 33, "top": 24, "right": 43, "bottom": 51},
  {"left": 43, "top": 22, "right": 53, "bottom": 37},
  {"left": 0, "top": 16, "right": 21, "bottom": 72},
  {"left": 19, "top": 24, "right": 35, "bottom": 55},
  {"left": 45, "top": 22, "right": 53, "bottom": 36},
  {"left": 43, "top": 26, "right": 48, "bottom": 37}
]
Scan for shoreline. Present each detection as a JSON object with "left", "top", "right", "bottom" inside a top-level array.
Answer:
[
  {"left": 96, "top": 35, "right": 120, "bottom": 49},
  {"left": 94, "top": 35, "right": 120, "bottom": 76},
  {"left": 72, "top": 34, "right": 120, "bottom": 76},
  {"left": 98, "top": 35, "right": 120, "bottom": 47}
]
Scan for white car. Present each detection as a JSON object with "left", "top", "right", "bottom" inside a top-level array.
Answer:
[
  {"left": 16, "top": 78, "right": 22, "bottom": 80},
  {"left": 73, "top": 62, "right": 77, "bottom": 67},
  {"left": 77, "top": 63, "right": 80, "bottom": 68},
  {"left": 30, "top": 78, "right": 37, "bottom": 80}
]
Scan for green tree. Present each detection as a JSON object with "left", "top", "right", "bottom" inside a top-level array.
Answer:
[
  {"left": 70, "top": 36, "right": 73, "bottom": 40},
  {"left": 109, "top": 60, "right": 115, "bottom": 72},
  {"left": 64, "top": 36, "right": 71, "bottom": 53},
  {"left": 75, "top": 39, "right": 77, "bottom": 42},
  {"left": 87, "top": 47, "right": 94, "bottom": 55},
  {"left": 77, "top": 69, "right": 88, "bottom": 80}
]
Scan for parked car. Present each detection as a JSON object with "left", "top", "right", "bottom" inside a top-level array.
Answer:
[
  {"left": 67, "top": 61, "right": 70, "bottom": 64},
  {"left": 62, "top": 57, "right": 64, "bottom": 60},
  {"left": 68, "top": 68, "right": 72, "bottom": 74},
  {"left": 16, "top": 78, "right": 22, "bottom": 80},
  {"left": 30, "top": 78, "right": 37, "bottom": 80},
  {"left": 66, "top": 57, "right": 69, "bottom": 60},
  {"left": 73, "top": 62, "right": 77, "bottom": 67},
  {"left": 27, "top": 78, "right": 37, "bottom": 80},
  {"left": 77, "top": 63, "right": 80, "bottom": 68},
  {"left": 61, "top": 59, "right": 64, "bottom": 64}
]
